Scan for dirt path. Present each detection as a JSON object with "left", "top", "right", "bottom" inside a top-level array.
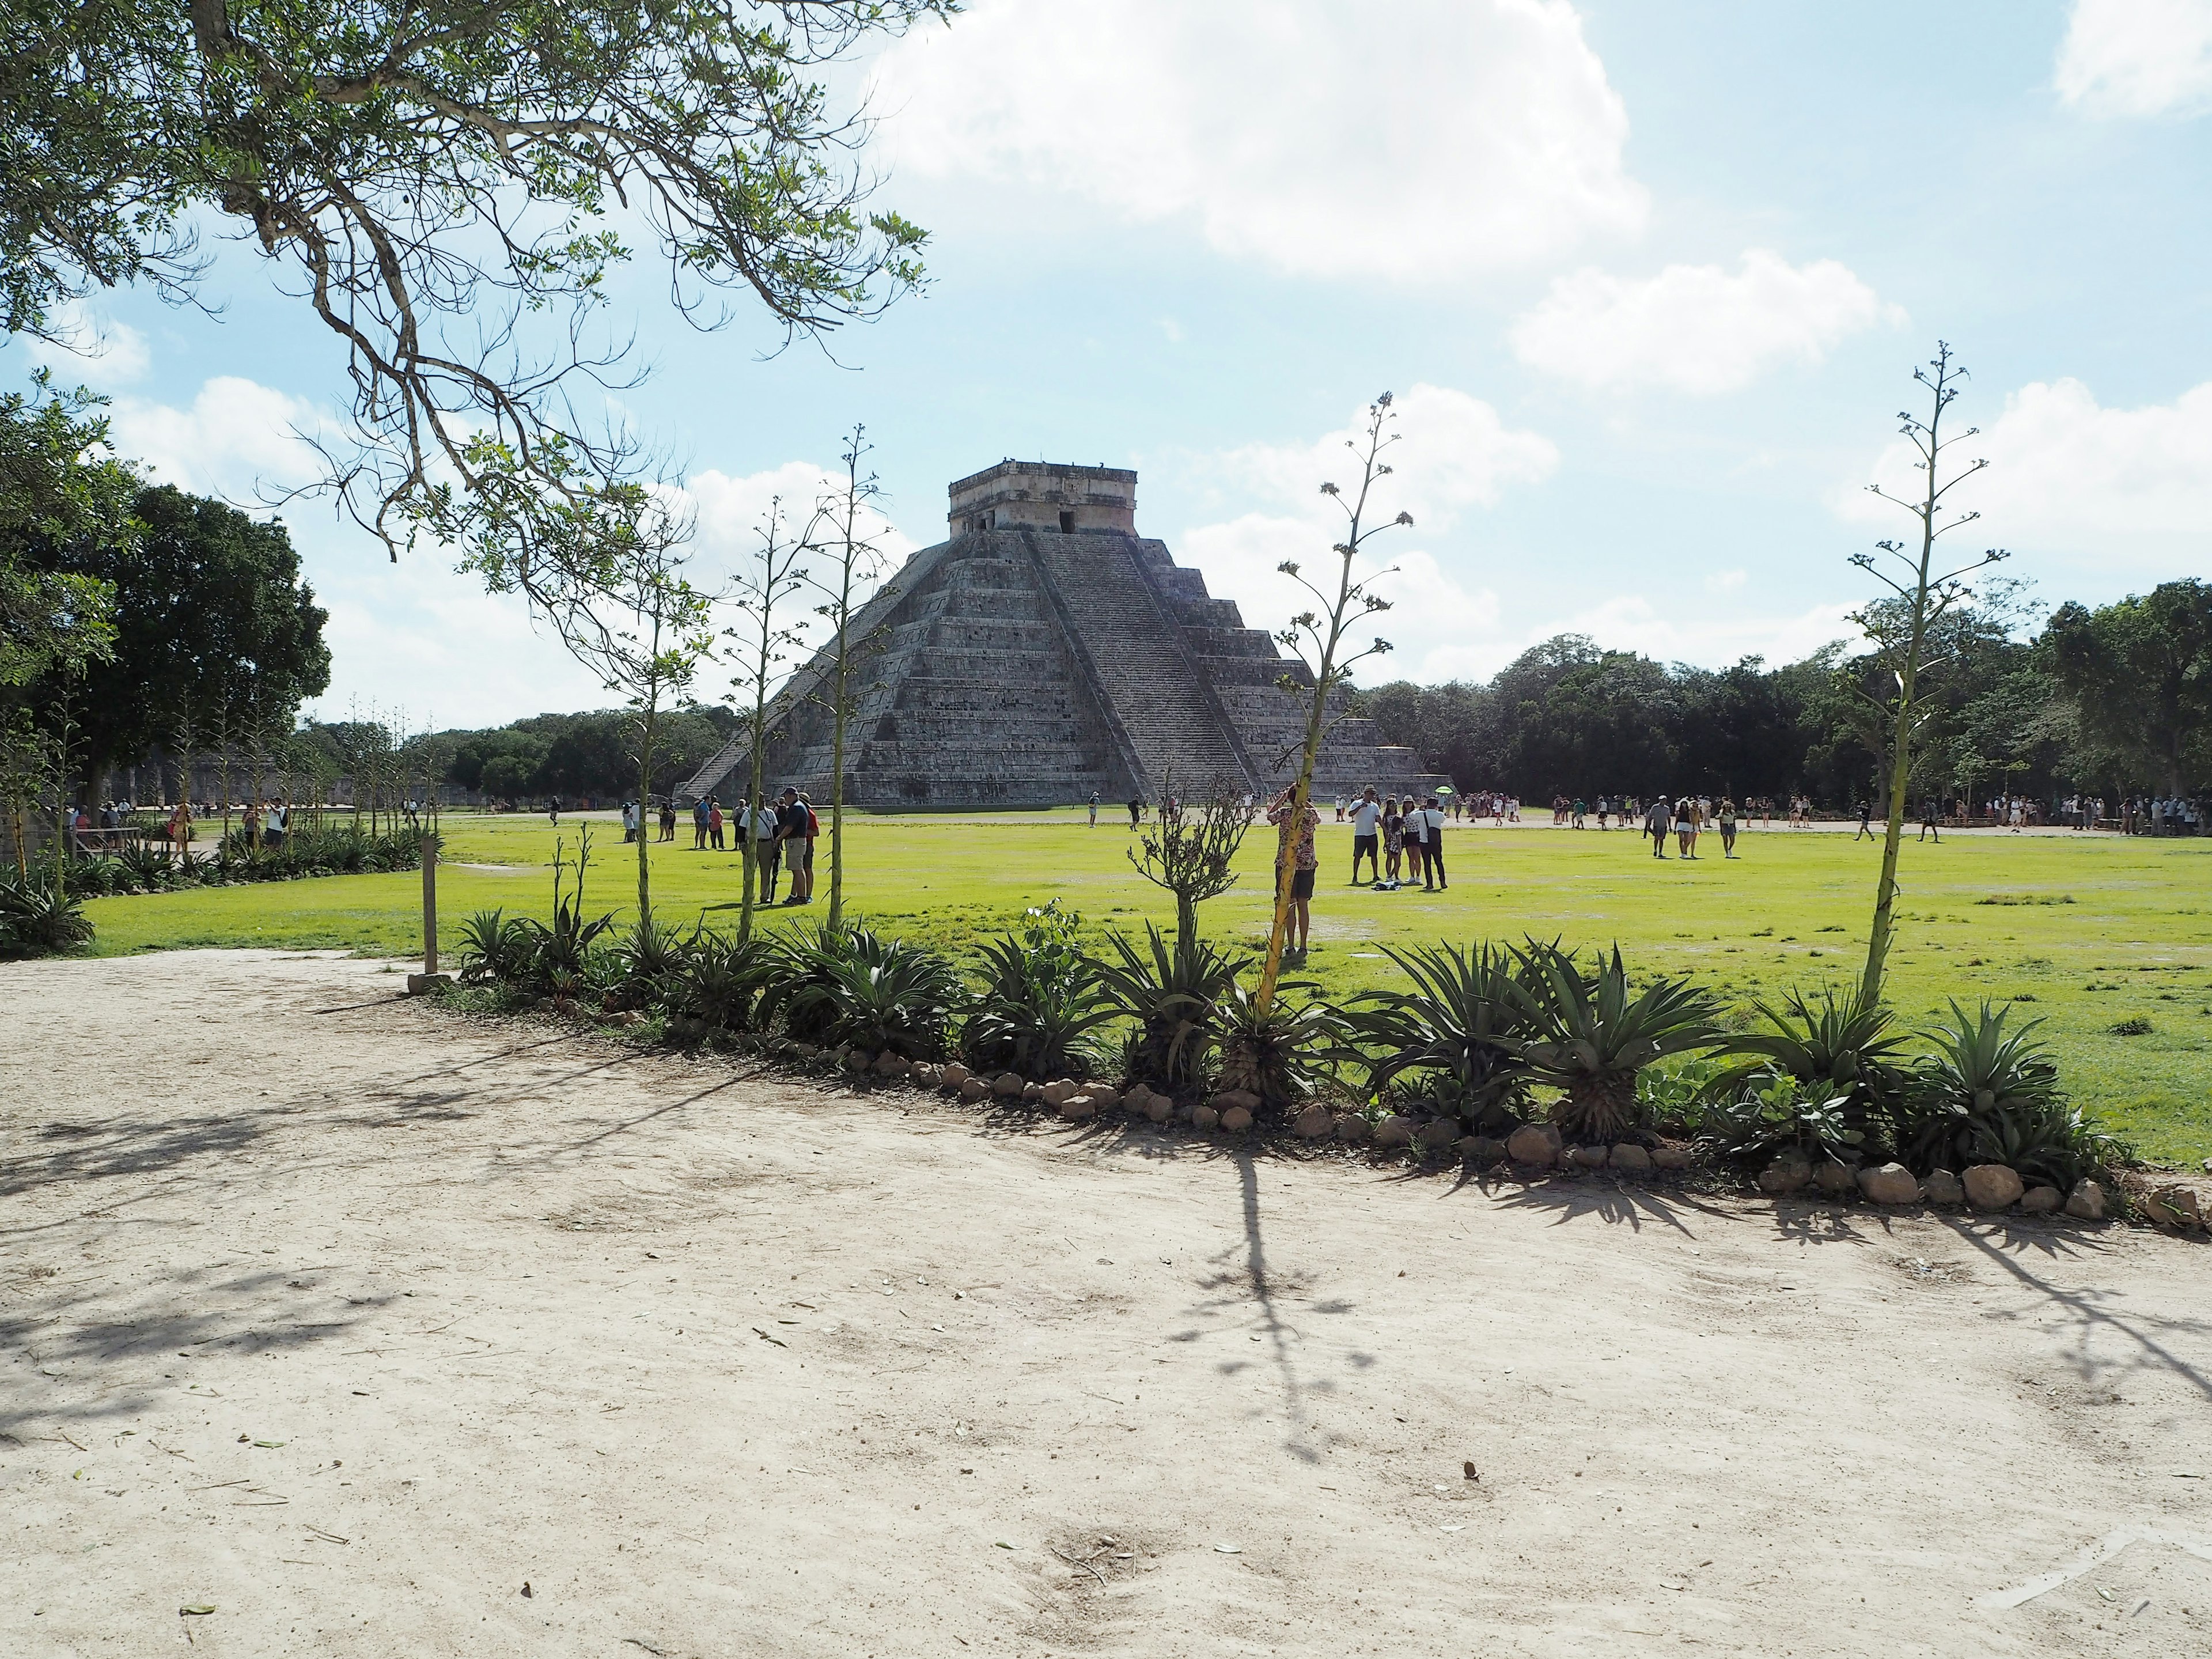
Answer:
[{"left": 4, "top": 950, "right": 2209, "bottom": 1657}]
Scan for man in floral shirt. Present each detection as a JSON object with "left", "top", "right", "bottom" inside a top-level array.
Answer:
[{"left": 1268, "top": 787, "right": 1323, "bottom": 961}]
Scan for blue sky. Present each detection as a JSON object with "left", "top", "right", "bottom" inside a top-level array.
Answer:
[{"left": 15, "top": 0, "right": 2212, "bottom": 730}]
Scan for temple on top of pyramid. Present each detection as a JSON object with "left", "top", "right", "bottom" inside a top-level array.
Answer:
[{"left": 680, "top": 461, "right": 1448, "bottom": 809}]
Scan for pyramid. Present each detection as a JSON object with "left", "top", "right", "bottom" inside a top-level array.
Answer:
[{"left": 681, "top": 461, "right": 1446, "bottom": 809}]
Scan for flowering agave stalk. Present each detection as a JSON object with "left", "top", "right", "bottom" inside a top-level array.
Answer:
[{"left": 1255, "top": 392, "right": 1414, "bottom": 1016}]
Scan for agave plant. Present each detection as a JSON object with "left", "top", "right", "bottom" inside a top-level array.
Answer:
[
  {"left": 669, "top": 928, "right": 776, "bottom": 1034},
  {"left": 1506, "top": 944, "right": 1729, "bottom": 1145},
  {"left": 455, "top": 908, "right": 536, "bottom": 985},
  {"left": 1094, "top": 925, "right": 1247, "bottom": 1095},
  {"left": 602, "top": 915, "right": 693, "bottom": 1010},
  {"left": 519, "top": 832, "right": 615, "bottom": 994},
  {"left": 1898, "top": 1000, "right": 2124, "bottom": 1185},
  {"left": 1213, "top": 977, "right": 1347, "bottom": 1113},
  {"left": 1348, "top": 942, "right": 1535, "bottom": 1124},
  {"left": 116, "top": 843, "right": 179, "bottom": 889},
  {"left": 760, "top": 924, "right": 963, "bottom": 1060},
  {"left": 1695, "top": 1073, "right": 1865, "bottom": 1165},
  {"left": 0, "top": 870, "right": 95, "bottom": 957},
  {"left": 961, "top": 933, "right": 1120, "bottom": 1081},
  {"left": 1703, "top": 986, "right": 1909, "bottom": 1145}
]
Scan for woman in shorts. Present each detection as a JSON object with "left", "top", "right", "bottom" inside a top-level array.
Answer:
[{"left": 1382, "top": 797, "right": 1404, "bottom": 882}]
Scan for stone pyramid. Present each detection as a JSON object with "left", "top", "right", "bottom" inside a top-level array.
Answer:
[{"left": 681, "top": 461, "right": 1446, "bottom": 809}]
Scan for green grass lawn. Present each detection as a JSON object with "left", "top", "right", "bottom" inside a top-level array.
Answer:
[{"left": 82, "top": 809, "right": 2212, "bottom": 1164}]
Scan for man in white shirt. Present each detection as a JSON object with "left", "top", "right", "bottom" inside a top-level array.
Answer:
[{"left": 1349, "top": 787, "right": 1382, "bottom": 883}]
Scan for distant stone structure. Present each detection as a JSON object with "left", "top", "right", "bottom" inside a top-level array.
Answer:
[{"left": 681, "top": 461, "right": 1446, "bottom": 809}]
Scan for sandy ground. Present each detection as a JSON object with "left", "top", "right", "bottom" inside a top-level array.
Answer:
[{"left": 4, "top": 951, "right": 2210, "bottom": 1659}]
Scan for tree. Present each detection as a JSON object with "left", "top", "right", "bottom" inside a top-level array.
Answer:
[
  {"left": 20, "top": 483, "right": 331, "bottom": 804},
  {"left": 1849, "top": 342, "right": 2008, "bottom": 1005},
  {"left": 0, "top": 374, "right": 125, "bottom": 687},
  {"left": 4, "top": 0, "right": 946, "bottom": 607},
  {"left": 2043, "top": 580, "right": 2212, "bottom": 795},
  {"left": 798, "top": 426, "right": 894, "bottom": 929},
  {"left": 1127, "top": 772, "right": 1255, "bottom": 956},
  {"left": 1255, "top": 392, "right": 1411, "bottom": 1013},
  {"left": 724, "top": 498, "right": 806, "bottom": 938}
]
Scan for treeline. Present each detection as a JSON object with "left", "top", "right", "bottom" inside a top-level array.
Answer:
[
  {"left": 1363, "top": 579, "right": 2212, "bottom": 806},
  {"left": 432, "top": 707, "right": 738, "bottom": 804}
]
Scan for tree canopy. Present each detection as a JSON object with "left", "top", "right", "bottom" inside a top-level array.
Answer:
[
  {"left": 1365, "top": 581, "right": 2212, "bottom": 808},
  {"left": 16, "top": 482, "right": 331, "bottom": 793},
  {"left": 2043, "top": 580, "right": 2212, "bottom": 796},
  {"left": 0, "top": 374, "right": 128, "bottom": 686},
  {"left": 4, "top": 0, "right": 948, "bottom": 604}
]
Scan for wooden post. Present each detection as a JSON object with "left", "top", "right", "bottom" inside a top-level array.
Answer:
[
  {"left": 408, "top": 831, "right": 449, "bottom": 994},
  {"left": 422, "top": 831, "right": 438, "bottom": 974}
]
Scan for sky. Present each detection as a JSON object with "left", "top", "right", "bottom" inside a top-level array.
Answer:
[{"left": 14, "top": 0, "right": 2212, "bottom": 732}]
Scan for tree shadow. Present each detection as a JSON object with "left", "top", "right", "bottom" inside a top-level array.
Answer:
[
  {"left": 0, "top": 1264, "right": 394, "bottom": 1437},
  {"left": 1942, "top": 1218, "right": 2212, "bottom": 1402}
]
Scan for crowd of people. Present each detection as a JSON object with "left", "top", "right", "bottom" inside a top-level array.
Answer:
[
  {"left": 621, "top": 786, "right": 821, "bottom": 905},
  {"left": 50, "top": 796, "right": 304, "bottom": 858}
]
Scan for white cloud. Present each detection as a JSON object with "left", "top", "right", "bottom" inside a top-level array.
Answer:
[
  {"left": 868, "top": 0, "right": 1646, "bottom": 282},
  {"left": 1210, "top": 383, "right": 1560, "bottom": 529},
  {"left": 2055, "top": 0, "right": 2212, "bottom": 118},
  {"left": 19, "top": 301, "right": 151, "bottom": 388},
  {"left": 109, "top": 376, "right": 334, "bottom": 497},
  {"left": 1510, "top": 249, "right": 1902, "bottom": 394},
  {"left": 1839, "top": 375, "right": 2212, "bottom": 575},
  {"left": 1175, "top": 385, "right": 1554, "bottom": 681}
]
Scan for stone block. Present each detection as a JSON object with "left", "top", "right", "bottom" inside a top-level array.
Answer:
[{"left": 1964, "top": 1165, "right": 2025, "bottom": 1210}]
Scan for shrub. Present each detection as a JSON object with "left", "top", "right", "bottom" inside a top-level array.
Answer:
[
  {"left": 1696, "top": 1074, "right": 1865, "bottom": 1165},
  {"left": 455, "top": 908, "right": 535, "bottom": 986},
  {"left": 669, "top": 928, "right": 776, "bottom": 1035},
  {"left": 1508, "top": 944, "right": 1729, "bottom": 1145},
  {"left": 1348, "top": 942, "right": 1535, "bottom": 1126},
  {"left": 1094, "top": 924, "right": 1246, "bottom": 1096},
  {"left": 760, "top": 923, "right": 962, "bottom": 1060},
  {"left": 1707, "top": 986, "right": 1909, "bottom": 1147},
  {"left": 962, "top": 905, "right": 1119, "bottom": 1081},
  {"left": 1897, "top": 1000, "right": 2127, "bottom": 1187},
  {"left": 1213, "top": 978, "right": 1347, "bottom": 1113},
  {"left": 603, "top": 915, "right": 693, "bottom": 1010},
  {"left": 518, "top": 833, "right": 614, "bottom": 998},
  {"left": 0, "top": 869, "right": 95, "bottom": 958}
]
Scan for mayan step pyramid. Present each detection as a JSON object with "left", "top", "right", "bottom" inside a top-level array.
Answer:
[{"left": 681, "top": 461, "right": 1448, "bottom": 810}]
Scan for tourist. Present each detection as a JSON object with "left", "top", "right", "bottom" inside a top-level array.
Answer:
[
  {"left": 1403, "top": 795, "right": 1426, "bottom": 886},
  {"left": 1673, "top": 796, "right": 1698, "bottom": 859},
  {"left": 693, "top": 795, "right": 710, "bottom": 849},
  {"left": 709, "top": 797, "right": 725, "bottom": 850},
  {"left": 168, "top": 798, "right": 193, "bottom": 862},
  {"left": 1266, "top": 787, "right": 1321, "bottom": 960},
  {"left": 1919, "top": 797, "right": 1941, "bottom": 843},
  {"left": 1642, "top": 795, "right": 1668, "bottom": 858},
  {"left": 1350, "top": 786, "right": 1381, "bottom": 884},
  {"left": 1127, "top": 795, "right": 1143, "bottom": 830},
  {"left": 1420, "top": 795, "right": 1449, "bottom": 890},
  {"left": 548, "top": 795, "right": 562, "bottom": 826},
  {"left": 659, "top": 798, "right": 677, "bottom": 842},
  {"left": 267, "top": 800, "right": 287, "bottom": 850},
  {"left": 1718, "top": 797, "right": 1739, "bottom": 859},
  {"left": 1088, "top": 790, "right": 1099, "bottom": 827},
  {"left": 754, "top": 793, "right": 781, "bottom": 899},
  {"left": 1854, "top": 800, "right": 1875, "bottom": 841},
  {"left": 790, "top": 789, "right": 819, "bottom": 904},
  {"left": 1382, "top": 797, "right": 1404, "bottom": 883}
]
